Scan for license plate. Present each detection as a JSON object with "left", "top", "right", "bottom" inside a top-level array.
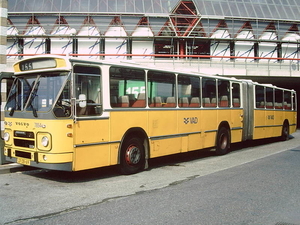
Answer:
[{"left": 17, "top": 157, "right": 31, "bottom": 166}]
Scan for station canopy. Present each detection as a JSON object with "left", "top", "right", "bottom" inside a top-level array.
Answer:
[{"left": 8, "top": 0, "right": 300, "bottom": 21}]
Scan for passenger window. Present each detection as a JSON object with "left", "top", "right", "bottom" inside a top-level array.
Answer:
[
  {"left": 275, "top": 89, "right": 283, "bottom": 109},
  {"left": 266, "top": 87, "right": 274, "bottom": 109},
  {"left": 178, "top": 75, "right": 200, "bottom": 108},
  {"left": 202, "top": 78, "right": 216, "bottom": 107},
  {"left": 232, "top": 83, "right": 241, "bottom": 108},
  {"left": 109, "top": 66, "right": 146, "bottom": 108},
  {"left": 148, "top": 71, "right": 176, "bottom": 108},
  {"left": 255, "top": 85, "right": 265, "bottom": 108},
  {"left": 54, "top": 80, "right": 71, "bottom": 117},
  {"left": 74, "top": 66, "right": 102, "bottom": 117},
  {"left": 218, "top": 80, "right": 230, "bottom": 107},
  {"left": 284, "top": 91, "right": 292, "bottom": 110}
]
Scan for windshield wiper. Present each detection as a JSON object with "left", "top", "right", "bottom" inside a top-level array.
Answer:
[
  {"left": 9, "top": 107, "right": 15, "bottom": 116},
  {"left": 7, "top": 78, "right": 19, "bottom": 117},
  {"left": 25, "top": 76, "right": 40, "bottom": 117}
]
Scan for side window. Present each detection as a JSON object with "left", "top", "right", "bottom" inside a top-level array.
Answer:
[
  {"left": 218, "top": 80, "right": 230, "bottom": 107},
  {"left": 54, "top": 80, "right": 71, "bottom": 118},
  {"left": 232, "top": 83, "right": 241, "bottom": 108},
  {"left": 148, "top": 71, "right": 176, "bottom": 107},
  {"left": 178, "top": 75, "right": 200, "bottom": 108},
  {"left": 292, "top": 92, "right": 297, "bottom": 111},
  {"left": 275, "top": 89, "right": 283, "bottom": 109},
  {"left": 74, "top": 66, "right": 102, "bottom": 117},
  {"left": 284, "top": 91, "right": 292, "bottom": 110},
  {"left": 255, "top": 85, "right": 265, "bottom": 108},
  {"left": 109, "top": 66, "right": 146, "bottom": 108},
  {"left": 266, "top": 87, "right": 274, "bottom": 109},
  {"left": 202, "top": 78, "right": 216, "bottom": 107}
]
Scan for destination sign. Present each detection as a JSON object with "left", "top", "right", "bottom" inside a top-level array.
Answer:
[{"left": 18, "top": 58, "right": 57, "bottom": 71}]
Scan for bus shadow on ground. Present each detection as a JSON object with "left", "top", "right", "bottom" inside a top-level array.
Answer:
[{"left": 22, "top": 135, "right": 293, "bottom": 183}]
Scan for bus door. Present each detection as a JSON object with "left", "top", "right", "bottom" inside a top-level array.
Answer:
[
  {"left": 72, "top": 65, "right": 110, "bottom": 170},
  {"left": 0, "top": 72, "right": 14, "bottom": 164},
  {"left": 147, "top": 70, "right": 179, "bottom": 157},
  {"left": 241, "top": 80, "right": 254, "bottom": 141}
]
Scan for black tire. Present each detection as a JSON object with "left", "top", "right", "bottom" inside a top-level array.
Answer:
[
  {"left": 215, "top": 127, "right": 231, "bottom": 155},
  {"left": 280, "top": 122, "right": 289, "bottom": 141},
  {"left": 120, "top": 137, "right": 145, "bottom": 175}
]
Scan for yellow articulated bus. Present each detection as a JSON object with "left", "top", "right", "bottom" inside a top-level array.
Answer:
[{"left": 2, "top": 55, "right": 297, "bottom": 174}]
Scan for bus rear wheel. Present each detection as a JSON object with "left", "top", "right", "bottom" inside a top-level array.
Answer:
[
  {"left": 280, "top": 122, "right": 289, "bottom": 141},
  {"left": 215, "top": 127, "right": 230, "bottom": 155},
  {"left": 120, "top": 137, "right": 145, "bottom": 175}
]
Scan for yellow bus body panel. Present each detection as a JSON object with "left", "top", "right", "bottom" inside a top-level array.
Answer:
[
  {"left": 5, "top": 107, "right": 294, "bottom": 171},
  {"left": 253, "top": 109, "right": 297, "bottom": 140},
  {"left": 110, "top": 111, "right": 148, "bottom": 140},
  {"left": 74, "top": 145, "right": 110, "bottom": 171},
  {"left": 74, "top": 119, "right": 109, "bottom": 145},
  {"left": 253, "top": 110, "right": 266, "bottom": 139},
  {"left": 229, "top": 109, "right": 243, "bottom": 143},
  {"left": 4, "top": 118, "right": 74, "bottom": 164},
  {"left": 73, "top": 119, "right": 110, "bottom": 171},
  {"left": 178, "top": 110, "right": 202, "bottom": 152}
]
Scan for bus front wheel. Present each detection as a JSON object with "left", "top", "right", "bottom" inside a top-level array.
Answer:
[
  {"left": 215, "top": 127, "right": 230, "bottom": 155},
  {"left": 120, "top": 137, "right": 145, "bottom": 175}
]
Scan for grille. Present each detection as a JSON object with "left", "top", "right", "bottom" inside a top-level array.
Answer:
[
  {"left": 13, "top": 130, "right": 35, "bottom": 149},
  {"left": 14, "top": 131, "right": 34, "bottom": 138},
  {"left": 15, "top": 150, "right": 31, "bottom": 159},
  {"left": 14, "top": 139, "right": 35, "bottom": 148}
]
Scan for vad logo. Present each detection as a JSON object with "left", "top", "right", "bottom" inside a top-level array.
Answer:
[
  {"left": 184, "top": 118, "right": 189, "bottom": 124},
  {"left": 183, "top": 117, "right": 198, "bottom": 124}
]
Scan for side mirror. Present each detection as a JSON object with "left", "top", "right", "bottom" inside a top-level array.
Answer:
[{"left": 78, "top": 94, "right": 87, "bottom": 108}]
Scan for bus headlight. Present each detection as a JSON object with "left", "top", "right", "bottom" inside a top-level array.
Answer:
[
  {"left": 41, "top": 136, "right": 49, "bottom": 147},
  {"left": 3, "top": 132, "right": 10, "bottom": 142},
  {"left": 37, "top": 132, "right": 52, "bottom": 151}
]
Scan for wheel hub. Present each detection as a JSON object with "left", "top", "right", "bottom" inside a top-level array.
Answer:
[
  {"left": 125, "top": 145, "right": 141, "bottom": 165},
  {"left": 220, "top": 134, "right": 228, "bottom": 149}
]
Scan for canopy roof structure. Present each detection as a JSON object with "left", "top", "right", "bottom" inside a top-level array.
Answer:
[{"left": 8, "top": 0, "right": 300, "bottom": 22}]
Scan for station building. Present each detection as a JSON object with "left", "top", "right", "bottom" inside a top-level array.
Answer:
[
  {"left": 1, "top": 0, "right": 299, "bottom": 165},
  {"left": 0, "top": 0, "right": 299, "bottom": 163},
  {"left": 4, "top": 0, "right": 300, "bottom": 107}
]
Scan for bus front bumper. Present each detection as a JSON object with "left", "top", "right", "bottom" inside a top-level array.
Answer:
[{"left": 4, "top": 148, "right": 73, "bottom": 171}]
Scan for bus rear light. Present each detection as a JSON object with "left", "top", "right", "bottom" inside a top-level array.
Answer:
[
  {"left": 43, "top": 155, "right": 47, "bottom": 161},
  {"left": 66, "top": 124, "right": 72, "bottom": 128},
  {"left": 67, "top": 133, "right": 73, "bottom": 137}
]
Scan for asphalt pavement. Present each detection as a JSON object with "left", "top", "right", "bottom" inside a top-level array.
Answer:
[{"left": 1, "top": 130, "right": 300, "bottom": 225}]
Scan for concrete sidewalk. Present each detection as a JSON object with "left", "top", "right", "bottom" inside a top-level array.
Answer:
[
  {"left": 0, "top": 163, "right": 30, "bottom": 175},
  {"left": 0, "top": 140, "right": 29, "bottom": 174}
]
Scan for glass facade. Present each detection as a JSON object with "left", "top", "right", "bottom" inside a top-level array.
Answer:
[
  {"left": 195, "top": 0, "right": 300, "bottom": 21},
  {"left": 9, "top": 0, "right": 300, "bottom": 21},
  {"left": 6, "top": 0, "right": 300, "bottom": 63},
  {"left": 8, "top": 0, "right": 177, "bottom": 14}
]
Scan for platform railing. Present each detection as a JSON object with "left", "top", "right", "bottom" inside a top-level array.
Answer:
[{"left": 6, "top": 53, "right": 300, "bottom": 77}]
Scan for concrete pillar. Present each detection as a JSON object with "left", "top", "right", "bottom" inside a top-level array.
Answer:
[{"left": 0, "top": 0, "right": 7, "bottom": 165}]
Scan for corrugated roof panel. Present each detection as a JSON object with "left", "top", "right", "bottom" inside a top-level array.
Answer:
[
  {"left": 7, "top": 0, "right": 300, "bottom": 21},
  {"left": 8, "top": 0, "right": 177, "bottom": 14}
]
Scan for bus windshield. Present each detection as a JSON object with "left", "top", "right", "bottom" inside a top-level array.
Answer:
[{"left": 5, "top": 72, "right": 70, "bottom": 117}]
